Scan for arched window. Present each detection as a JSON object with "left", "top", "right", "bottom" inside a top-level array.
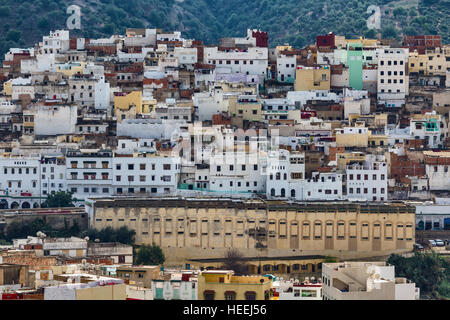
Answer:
[
  {"left": 245, "top": 291, "right": 256, "bottom": 300},
  {"left": 224, "top": 291, "right": 236, "bottom": 300},
  {"left": 271, "top": 188, "right": 275, "bottom": 197},
  {"left": 291, "top": 189, "right": 296, "bottom": 198},
  {"left": 281, "top": 188, "right": 285, "bottom": 197},
  {"left": 204, "top": 290, "right": 215, "bottom": 300}
]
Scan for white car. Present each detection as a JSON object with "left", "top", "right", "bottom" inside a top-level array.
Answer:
[
  {"left": 435, "top": 239, "right": 445, "bottom": 247},
  {"left": 429, "top": 240, "right": 437, "bottom": 247}
]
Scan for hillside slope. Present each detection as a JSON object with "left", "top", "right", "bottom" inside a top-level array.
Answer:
[{"left": 0, "top": 0, "right": 448, "bottom": 56}]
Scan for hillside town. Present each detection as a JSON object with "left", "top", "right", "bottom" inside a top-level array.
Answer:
[{"left": 0, "top": 27, "right": 449, "bottom": 300}]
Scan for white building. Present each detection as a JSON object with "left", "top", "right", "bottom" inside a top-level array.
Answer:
[
  {"left": 204, "top": 46, "right": 268, "bottom": 83},
  {"left": 410, "top": 112, "right": 447, "bottom": 149},
  {"left": 277, "top": 55, "right": 296, "bottom": 83},
  {"left": 424, "top": 151, "right": 450, "bottom": 191},
  {"left": 112, "top": 153, "right": 180, "bottom": 197},
  {"left": 33, "top": 104, "right": 78, "bottom": 136},
  {"left": 322, "top": 262, "right": 419, "bottom": 300},
  {"left": 0, "top": 156, "right": 40, "bottom": 208},
  {"left": 273, "top": 279, "right": 322, "bottom": 300},
  {"left": 209, "top": 150, "right": 266, "bottom": 194},
  {"left": 377, "top": 48, "right": 409, "bottom": 108},
  {"left": 266, "top": 149, "right": 305, "bottom": 199},
  {"left": 346, "top": 155, "right": 388, "bottom": 202},
  {"left": 65, "top": 149, "right": 114, "bottom": 201}
]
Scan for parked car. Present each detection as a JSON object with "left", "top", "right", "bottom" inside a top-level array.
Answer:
[
  {"left": 428, "top": 240, "right": 437, "bottom": 247},
  {"left": 435, "top": 239, "right": 445, "bottom": 247},
  {"left": 413, "top": 243, "right": 424, "bottom": 251}
]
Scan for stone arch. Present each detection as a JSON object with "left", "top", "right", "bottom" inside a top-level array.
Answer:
[
  {"left": 21, "top": 202, "right": 31, "bottom": 209},
  {"left": 10, "top": 202, "right": 19, "bottom": 209},
  {"left": 33, "top": 202, "right": 40, "bottom": 208},
  {"left": 417, "top": 220, "right": 424, "bottom": 230}
]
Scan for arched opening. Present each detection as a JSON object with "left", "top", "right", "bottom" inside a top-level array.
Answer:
[
  {"left": 280, "top": 188, "right": 285, "bottom": 197},
  {"left": 444, "top": 218, "right": 450, "bottom": 230},
  {"left": 417, "top": 221, "right": 424, "bottom": 230},
  {"left": 21, "top": 202, "right": 31, "bottom": 209},
  {"left": 291, "top": 189, "right": 296, "bottom": 198},
  {"left": 10, "top": 202, "right": 19, "bottom": 209},
  {"left": 270, "top": 188, "right": 275, "bottom": 197},
  {"left": 262, "top": 264, "right": 272, "bottom": 273},
  {"left": 33, "top": 203, "right": 40, "bottom": 208},
  {"left": 0, "top": 199, "right": 8, "bottom": 209}
]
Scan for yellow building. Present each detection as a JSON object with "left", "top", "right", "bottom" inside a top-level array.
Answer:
[
  {"left": 142, "top": 96, "right": 158, "bottom": 114},
  {"left": 368, "top": 132, "right": 388, "bottom": 147},
  {"left": 2, "top": 80, "right": 12, "bottom": 96},
  {"left": 229, "top": 95, "right": 262, "bottom": 122},
  {"left": 336, "top": 152, "right": 366, "bottom": 171},
  {"left": 409, "top": 46, "right": 450, "bottom": 76},
  {"left": 294, "top": 66, "right": 330, "bottom": 91},
  {"left": 409, "top": 52, "right": 428, "bottom": 75},
  {"left": 197, "top": 270, "right": 274, "bottom": 300},
  {"left": 114, "top": 91, "right": 143, "bottom": 122},
  {"left": 335, "top": 123, "right": 369, "bottom": 147},
  {"left": 115, "top": 266, "right": 160, "bottom": 288},
  {"left": 56, "top": 62, "right": 85, "bottom": 77}
]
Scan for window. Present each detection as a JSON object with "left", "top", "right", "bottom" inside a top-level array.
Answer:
[
  {"left": 140, "top": 164, "right": 146, "bottom": 170},
  {"left": 245, "top": 291, "right": 256, "bottom": 300},
  {"left": 163, "top": 164, "right": 171, "bottom": 170},
  {"left": 128, "top": 164, "right": 134, "bottom": 170},
  {"left": 225, "top": 291, "right": 236, "bottom": 300},
  {"left": 204, "top": 291, "right": 215, "bottom": 300}
]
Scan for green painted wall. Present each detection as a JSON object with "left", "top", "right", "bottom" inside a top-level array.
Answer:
[{"left": 347, "top": 42, "right": 363, "bottom": 90}]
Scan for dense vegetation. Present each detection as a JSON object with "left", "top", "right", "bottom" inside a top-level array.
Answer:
[
  {"left": 134, "top": 243, "right": 165, "bottom": 265},
  {"left": 0, "top": 218, "right": 81, "bottom": 242},
  {"left": 0, "top": 0, "right": 448, "bottom": 59},
  {"left": 41, "top": 191, "right": 75, "bottom": 208},
  {"left": 0, "top": 219, "right": 136, "bottom": 245},
  {"left": 387, "top": 252, "right": 450, "bottom": 299},
  {"left": 80, "top": 226, "right": 136, "bottom": 245}
]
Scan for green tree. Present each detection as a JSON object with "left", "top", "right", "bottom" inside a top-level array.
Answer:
[
  {"left": 0, "top": 6, "right": 11, "bottom": 17},
  {"left": 135, "top": 244, "right": 165, "bottom": 265},
  {"left": 80, "top": 226, "right": 136, "bottom": 245},
  {"left": 381, "top": 25, "right": 398, "bottom": 39},
  {"left": 38, "top": 17, "right": 50, "bottom": 30},
  {"left": 42, "top": 191, "right": 75, "bottom": 208},
  {"left": 6, "top": 30, "right": 21, "bottom": 42},
  {"left": 387, "top": 252, "right": 449, "bottom": 298},
  {"left": 364, "top": 29, "right": 378, "bottom": 39},
  {"left": 393, "top": 7, "right": 408, "bottom": 17},
  {"left": 408, "top": 8, "right": 418, "bottom": 17}
]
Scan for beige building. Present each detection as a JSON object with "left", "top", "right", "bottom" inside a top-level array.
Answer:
[
  {"left": 336, "top": 152, "right": 366, "bottom": 171},
  {"left": 228, "top": 94, "right": 262, "bottom": 122},
  {"left": 294, "top": 66, "right": 330, "bottom": 91},
  {"left": 335, "top": 122, "right": 369, "bottom": 147},
  {"left": 115, "top": 265, "right": 160, "bottom": 288},
  {"left": 198, "top": 270, "right": 273, "bottom": 300},
  {"left": 322, "top": 261, "right": 419, "bottom": 300},
  {"left": 86, "top": 198, "right": 415, "bottom": 264}
]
